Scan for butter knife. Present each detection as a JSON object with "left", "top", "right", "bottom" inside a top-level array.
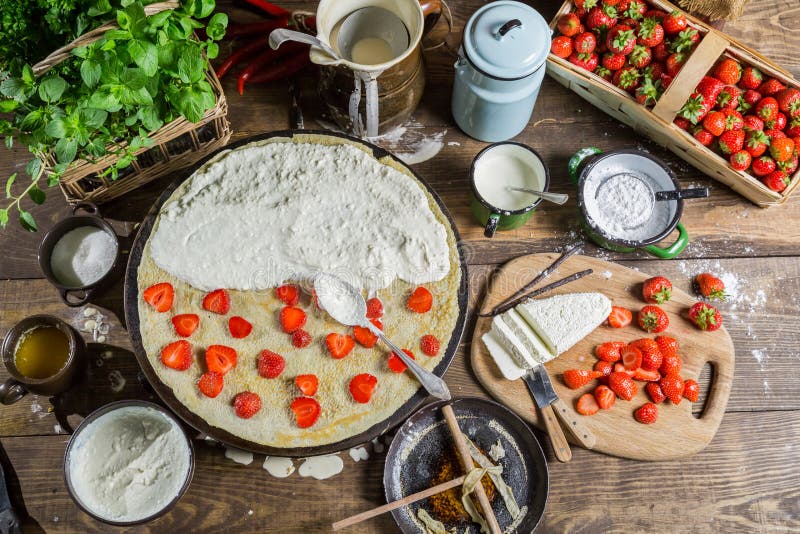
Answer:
[{"left": 523, "top": 366, "right": 596, "bottom": 462}]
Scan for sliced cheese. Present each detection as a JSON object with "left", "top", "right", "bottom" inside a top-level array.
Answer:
[
  {"left": 501, "top": 309, "right": 556, "bottom": 365},
  {"left": 481, "top": 330, "right": 527, "bottom": 381},
  {"left": 490, "top": 315, "right": 537, "bottom": 370},
  {"left": 517, "top": 292, "right": 611, "bottom": 355}
]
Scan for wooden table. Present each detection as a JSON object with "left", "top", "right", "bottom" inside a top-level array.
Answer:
[{"left": 1, "top": 0, "right": 799, "bottom": 531}]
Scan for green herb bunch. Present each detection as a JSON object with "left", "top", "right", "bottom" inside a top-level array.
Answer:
[{"left": 0, "top": 0, "right": 227, "bottom": 231}]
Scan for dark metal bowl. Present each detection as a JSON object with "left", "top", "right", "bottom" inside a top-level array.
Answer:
[
  {"left": 63, "top": 400, "right": 195, "bottom": 526},
  {"left": 123, "top": 130, "right": 469, "bottom": 457},
  {"left": 38, "top": 202, "right": 122, "bottom": 307}
]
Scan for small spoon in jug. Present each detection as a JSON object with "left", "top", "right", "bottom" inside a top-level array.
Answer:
[
  {"left": 507, "top": 186, "right": 569, "bottom": 205},
  {"left": 269, "top": 29, "right": 341, "bottom": 61}
]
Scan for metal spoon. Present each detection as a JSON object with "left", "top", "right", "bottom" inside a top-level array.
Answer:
[
  {"left": 269, "top": 29, "right": 340, "bottom": 60},
  {"left": 313, "top": 273, "right": 450, "bottom": 400},
  {"left": 654, "top": 187, "right": 710, "bottom": 201},
  {"left": 507, "top": 186, "right": 569, "bottom": 205}
]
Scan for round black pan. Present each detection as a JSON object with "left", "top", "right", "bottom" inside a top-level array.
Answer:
[
  {"left": 384, "top": 397, "right": 549, "bottom": 533},
  {"left": 123, "top": 130, "right": 469, "bottom": 457}
]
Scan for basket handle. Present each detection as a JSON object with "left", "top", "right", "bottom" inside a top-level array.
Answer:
[
  {"left": 651, "top": 29, "right": 730, "bottom": 125},
  {"left": 32, "top": 1, "right": 180, "bottom": 77}
]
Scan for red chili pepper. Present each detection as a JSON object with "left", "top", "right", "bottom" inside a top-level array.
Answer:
[
  {"left": 237, "top": 42, "right": 308, "bottom": 95},
  {"left": 241, "top": 0, "right": 290, "bottom": 18},
  {"left": 249, "top": 52, "right": 311, "bottom": 84},
  {"left": 216, "top": 39, "right": 267, "bottom": 79},
  {"left": 226, "top": 18, "right": 289, "bottom": 38}
]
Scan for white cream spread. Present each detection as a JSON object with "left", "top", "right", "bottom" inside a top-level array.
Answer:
[
  {"left": 148, "top": 141, "right": 450, "bottom": 292},
  {"left": 262, "top": 456, "right": 296, "bottom": 478},
  {"left": 297, "top": 454, "right": 344, "bottom": 480},
  {"left": 224, "top": 447, "right": 254, "bottom": 465},
  {"left": 67, "top": 406, "right": 191, "bottom": 523}
]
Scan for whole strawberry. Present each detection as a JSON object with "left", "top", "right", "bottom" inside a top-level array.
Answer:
[
  {"left": 745, "top": 130, "right": 769, "bottom": 158},
  {"left": 586, "top": 5, "right": 618, "bottom": 31},
  {"left": 550, "top": 36, "right": 573, "bottom": 58},
  {"left": 606, "top": 25, "right": 637, "bottom": 55},
  {"left": 634, "top": 402, "right": 658, "bottom": 424},
  {"left": 637, "top": 17, "right": 664, "bottom": 47},
  {"left": 759, "top": 78, "right": 786, "bottom": 97},
  {"left": 695, "top": 273, "right": 728, "bottom": 300},
  {"left": 703, "top": 110, "right": 726, "bottom": 137},
  {"left": 688, "top": 302, "right": 723, "bottom": 331},
  {"left": 740, "top": 66, "right": 764, "bottom": 90},
  {"left": 642, "top": 275, "right": 672, "bottom": 303},
  {"left": 692, "top": 127, "right": 714, "bottom": 147},
  {"left": 594, "top": 66, "right": 614, "bottom": 82},
  {"left": 729, "top": 150, "right": 751, "bottom": 172},
  {"left": 661, "top": 10, "right": 687, "bottom": 35},
  {"left": 558, "top": 12, "right": 582, "bottom": 37},
  {"left": 712, "top": 58, "right": 742, "bottom": 85},
  {"left": 569, "top": 52, "right": 599, "bottom": 71},
  {"left": 763, "top": 170, "right": 789, "bottom": 192},
  {"left": 718, "top": 129, "right": 745, "bottom": 155},
  {"left": 756, "top": 97, "right": 779, "bottom": 123},
  {"left": 751, "top": 155, "right": 777, "bottom": 177},
  {"left": 776, "top": 87, "right": 800, "bottom": 118},
  {"left": 638, "top": 305, "right": 669, "bottom": 333},
  {"left": 613, "top": 66, "right": 641, "bottom": 92},
  {"left": 716, "top": 85, "right": 741, "bottom": 110},
  {"left": 629, "top": 44, "right": 652, "bottom": 69},
  {"left": 769, "top": 137, "right": 795, "bottom": 163},
  {"left": 574, "top": 32, "right": 597, "bottom": 54}
]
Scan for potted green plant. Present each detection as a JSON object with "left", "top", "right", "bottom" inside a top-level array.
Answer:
[{"left": 0, "top": 0, "right": 229, "bottom": 231}]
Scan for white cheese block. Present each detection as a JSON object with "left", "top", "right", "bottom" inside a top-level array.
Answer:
[
  {"left": 517, "top": 292, "right": 612, "bottom": 355},
  {"left": 481, "top": 330, "right": 527, "bottom": 381},
  {"left": 500, "top": 309, "right": 557, "bottom": 365},
  {"left": 490, "top": 315, "right": 537, "bottom": 370}
]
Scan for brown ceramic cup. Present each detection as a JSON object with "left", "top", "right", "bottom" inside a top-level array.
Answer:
[
  {"left": 0, "top": 315, "right": 87, "bottom": 404},
  {"left": 38, "top": 202, "right": 122, "bottom": 307}
]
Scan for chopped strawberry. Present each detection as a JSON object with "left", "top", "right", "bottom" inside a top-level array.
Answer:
[
  {"left": 614, "top": 362, "right": 636, "bottom": 377},
  {"left": 143, "top": 283, "right": 174, "bottom": 313},
  {"left": 594, "top": 360, "right": 613, "bottom": 381},
  {"left": 292, "top": 329, "right": 312, "bottom": 348},
  {"left": 563, "top": 369, "right": 602, "bottom": 389},
  {"left": 420, "top": 334, "right": 441, "bottom": 357},
  {"left": 205, "top": 345, "right": 237, "bottom": 375},
  {"left": 407, "top": 286, "right": 433, "bottom": 313},
  {"left": 388, "top": 349, "right": 415, "bottom": 373},
  {"left": 172, "top": 314, "right": 199, "bottom": 337},
  {"left": 349, "top": 373, "right": 378, "bottom": 403},
  {"left": 683, "top": 379, "right": 700, "bottom": 402},
  {"left": 280, "top": 306, "right": 307, "bottom": 333},
  {"left": 634, "top": 402, "right": 658, "bottom": 424},
  {"left": 257, "top": 349, "right": 285, "bottom": 378},
  {"left": 645, "top": 382, "right": 666, "bottom": 403},
  {"left": 632, "top": 368, "right": 661, "bottom": 381},
  {"left": 659, "top": 374, "right": 685, "bottom": 404},
  {"left": 203, "top": 289, "right": 230, "bottom": 315},
  {"left": 576, "top": 393, "right": 600, "bottom": 415},
  {"left": 621, "top": 345, "right": 643, "bottom": 370},
  {"left": 228, "top": 316, "right": 252, "bottom": 339},
  {"left": 353, "top": 320, "right": 381, "bottom": 348},
  {"left": 233, "top": 391, "right": 262, "bottom": 419},
  {"left": 276, "top": 284, "right": 300, "bottom": 306},
  {"left": 198, "top": 371, "right": 223, "bottom": 398},
  {"left": 291, "top": 396, "right": 321, "bottom": 428},
  {"left": 366, "top": 297, "right": 384, "bottom": 319},
  {"left": 161, "top": 340, "right": 192, "bottom": 371},
  {"left": 595, "top": 341, "right": 625, "bottom": 362},
  {"left": 295, "top": 374, "right": 319, "bottom": 396},
  {"left": 655, "top": 335, "right": 678, "bottom": 358},
  {"left": 659, "top": 353, "right": 682, "bottom": 376},
  {"left": 630, "top": 338, "right": 662, "bottom": 371},
  {"left": 609, "top": 371, "right": 637, "bottom": 400},
  {"left": 607, "top": 306, "right": 633, "bottom": 328},
  {"left": 326, "top": 333, "right": 355, "bottom": 359},
  {"left": 594, "top": 385, "right": 616, "bottom": 410}
]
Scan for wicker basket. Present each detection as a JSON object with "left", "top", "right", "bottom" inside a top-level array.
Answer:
[
  {"left": 32, "top": 1, "right": 231, "bottom": 205},
  {"left": 547, "top": 0, "right": 800, "bottom": 207}
]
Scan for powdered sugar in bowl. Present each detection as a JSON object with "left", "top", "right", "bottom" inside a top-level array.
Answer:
[
  {"left": 38, "top": 202, "right": 122, "bottom": 307},
  {"left": 571, "top": 148, "right": 691, "bottom": 259}
]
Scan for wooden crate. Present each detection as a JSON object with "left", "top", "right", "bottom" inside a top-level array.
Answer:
[
  {"left": 547, "top": 0, "right": 800, "bottom": 207},
  {"left": 32, "top": 1, "right": 231, "bottom": 205}
]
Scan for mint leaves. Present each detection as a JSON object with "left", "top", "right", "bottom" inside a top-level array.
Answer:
[{"left": 0, "top": 0, "right": 227, "bottom": 230}]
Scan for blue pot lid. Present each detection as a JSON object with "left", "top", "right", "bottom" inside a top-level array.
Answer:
[{"left": 463, "top": 1, "right": 550, "bottom": 80}]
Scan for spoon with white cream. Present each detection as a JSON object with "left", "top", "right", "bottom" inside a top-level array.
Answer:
[{"left": 313, "top": 273, "right": 449, "bottom": 400}]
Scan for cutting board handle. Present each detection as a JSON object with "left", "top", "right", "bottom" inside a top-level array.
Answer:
[{"left": 699, "top": 357, "right": 734, "bottom": 422}]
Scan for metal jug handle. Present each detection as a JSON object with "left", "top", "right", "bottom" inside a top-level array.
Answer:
[
  {"left": 419, "top": 0, "right": 443, "bottom": 37},
  {"left": 496, "top": 19, "right": 522, "bottom": 39}
]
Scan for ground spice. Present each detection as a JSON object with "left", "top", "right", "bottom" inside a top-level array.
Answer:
[{"left": 428, "top": 447, "right": 496, "bottom": 523}]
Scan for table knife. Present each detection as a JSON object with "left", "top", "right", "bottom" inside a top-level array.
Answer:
[
  {"left": 0, "top": 462, "right": 21, "bottom": 534},
  {"left": 523, "top": 365, "right": 596, "bottom": 462}
]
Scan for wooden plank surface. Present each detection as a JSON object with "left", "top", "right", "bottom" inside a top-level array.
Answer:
[{"left": 0, "top": 0, "right": 799, "bottom": 531}]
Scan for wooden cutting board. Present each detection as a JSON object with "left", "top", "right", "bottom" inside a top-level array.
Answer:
[{"left": 470, "top": 254, "right": 734, "bottom": 461}]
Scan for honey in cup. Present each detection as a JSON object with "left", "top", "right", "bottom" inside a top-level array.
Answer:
[{"left": 14, "top": 326, "right": 70, "bottom": 379}]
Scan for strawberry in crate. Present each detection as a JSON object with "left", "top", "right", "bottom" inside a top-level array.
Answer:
[
  {"left": 550, "top": 1, "right": 701, "bottom": 108},
  {"left": 674, "top": 55, "right": 800, "bottom": 194}
]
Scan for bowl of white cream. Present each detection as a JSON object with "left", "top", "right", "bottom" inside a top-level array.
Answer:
[
  {"left": 38, "top": 202, "right": 121, "bottom": 307},
  {"left": 572, "top": 148, "right": 690, "bottom": 259},
  {"left": 470, "top": 142, "right": 551, "bottom": 238},
  {"left": 64, "top": 401, "right": 194, "bottom": 525}
]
